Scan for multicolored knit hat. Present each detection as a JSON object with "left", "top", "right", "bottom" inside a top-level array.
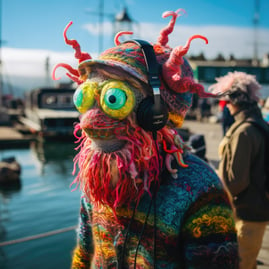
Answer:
[
  {"left": 78, "top": 41, "right": 148, "bottom": 83},
  {"left": 53, "top": 10, "right": 214, "bottom": 126}
]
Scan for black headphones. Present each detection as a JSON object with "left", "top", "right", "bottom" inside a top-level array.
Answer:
[
  {"left": 124, "top": 40, "right": 168, "bottom": 134},
  {"left": 119, "top": 40, "right": 166, "bottom": 268}
]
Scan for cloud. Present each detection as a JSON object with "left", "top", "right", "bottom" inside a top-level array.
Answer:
[
  {"left": 177, "top": 25, "right": 269, "bottom": 59},
  {"left": 1, "top": 48, "right": 81, "bottom": 95},
  {"left": 2, "top": 48, "right": 75, "bottom": 77},
  {"left": 1, "top": 22, "right": 269, "bottom": 96},
  {"left": 83, "top": 21, "right": 269, "bottom": 59}
]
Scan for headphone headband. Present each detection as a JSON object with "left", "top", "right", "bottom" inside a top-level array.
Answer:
[
  {"left": 123, "top": 39, "right": 168, "bottom": 134},
  {"left": 124, "top": 40, "right": 161, "bottom": 95}
]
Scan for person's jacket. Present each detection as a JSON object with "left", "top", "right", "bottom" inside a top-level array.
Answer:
[{"left": 218, "top": 104, "right": 269, "bottom": 221}]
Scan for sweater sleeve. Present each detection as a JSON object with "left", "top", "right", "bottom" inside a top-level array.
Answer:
[
  {"left": 219, "top": 129, "right": 252, "bottom": 196},
  {"left": 181, "top": 190, "right": 239, "bottom": 269},
  {"left": 72, "top": 197, "right": 94, "bottom": 269}
]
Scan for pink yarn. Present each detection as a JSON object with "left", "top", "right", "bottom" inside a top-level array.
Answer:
[
  {"left": 70, "top": 115, "right": 187, "bottom": 210},
  {"left": 114, "top": 31, "right": 133, "bottom": 45},
  {"left": 52, "top": 63, "right": 83, "bottom": 84},
  {"left": 63, "top": 21, "right": 92, "bottom": 63},
  {"left": 71, "top": 118, "right": 161, "bottom": 209},
  {"left": 209, "top": 71, "right": 261, "bottom": 102},
  {"left": 52, "top": 21, "right": 91, "bottom": 84},
  {"left": 162, "top": 35, "right": 208, "bottom": 92},
  {"left": 157, "top": 9, "right": 186, "bottom": 47}
]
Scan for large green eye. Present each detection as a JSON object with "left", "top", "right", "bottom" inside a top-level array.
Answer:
[
  {"left": 104, "top": 88, "right": 126, "bottom": 109},
  {"left": 73, "top": 88, "right": 83, "bottom": 108},
  {"left": 73, "top": 81, "right": 96, "bottom": 113},
  {"left": 100, "top": 81, "right": 135, "bottom": 119}
]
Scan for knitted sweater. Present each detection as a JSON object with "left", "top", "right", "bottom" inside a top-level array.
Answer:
[{"left": 72, "top": 154, "right": 239, "bottom": 268}]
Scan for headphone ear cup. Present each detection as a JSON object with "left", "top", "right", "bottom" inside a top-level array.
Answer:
[{"left": 136, "top": 96, "right": 168, "bottom": 132}]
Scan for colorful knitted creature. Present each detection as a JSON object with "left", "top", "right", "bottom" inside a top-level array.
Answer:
[{"left": 53, "top": 9, "right": 239, "bottom": 269}]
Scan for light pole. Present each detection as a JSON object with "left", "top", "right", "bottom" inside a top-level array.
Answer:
[
  {"left": 253, "top": 0, "right": 260, "bottom": 66},
  {"left": 86, "top": 0, "right": 114, "bottom": 54},
  {"left": 0, "top": 0, "right": 2, "bottom": 109},
  {"left": 86, "top": 3, "right": 136, "bottom": 53},
  {"left": 113, "top": 7, "right": 134, "bottom": 39}
]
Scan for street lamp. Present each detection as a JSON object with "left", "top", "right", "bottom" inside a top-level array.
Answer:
[{"left": 113, "top": 7, "right": 134, "bottom": 41}]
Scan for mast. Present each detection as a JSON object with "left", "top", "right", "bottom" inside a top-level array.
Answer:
[
  {"left": 86, "top": 0, "right": 111, "bottom": 54},
  {"left": 0, "top": 0, "right": 2, "bottom": 108},
  {"left": 253, "top": 0, "right": 260, "bottom": 65},
  {"left": 98, "top": 0, "right": 104, "bottom": 54}
]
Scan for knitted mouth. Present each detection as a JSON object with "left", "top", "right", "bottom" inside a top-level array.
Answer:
[
  {"left": 80, "top": 109, "right": 128, "bottom": 152},
  {"left": 84, "top": 127, "right": 120, "bottom": 139},
  {"left": 89, "top": 138, "right": 127, "bottom": 153},
  {"left": 83, "top": 127, "right": 127, "bottom": 152}
]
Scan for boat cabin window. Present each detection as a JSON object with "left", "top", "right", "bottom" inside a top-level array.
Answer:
[
  {"left": 45, "top": 96, "right": 57, "bottom": 105},
  {"left": 41, "top": 93, "right": 74, "bottom": 109}
]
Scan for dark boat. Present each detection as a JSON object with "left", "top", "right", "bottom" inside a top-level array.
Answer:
[
  {"left": 19, "top": 86, "right": 79, "bottom": 138},
  {"left": 0, "top": 156, "right": 21, "bottom": 190}
]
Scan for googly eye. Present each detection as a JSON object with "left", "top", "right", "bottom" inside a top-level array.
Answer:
[
  {"left": 104, "top": 88, "right": 126, "bottom": 109},
  {"left": 73, "top": 81, "right": 96, "bottom": 113},
  {"left": 100, "top": 81, "right": 135, "bottom": 119},
  {"left": 73, "top": 88, "right": 83, "bottom": 108}
]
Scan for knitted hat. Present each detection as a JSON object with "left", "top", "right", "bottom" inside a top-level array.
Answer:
[
  {"left": 53, "top": 10, "right": 214, "bottom": 126},
  {"left": 78, "top": 42, "right": 148, "bottom": 84},
  {"left": 209, "top": 71, "right": 261, "bottom": 105}
]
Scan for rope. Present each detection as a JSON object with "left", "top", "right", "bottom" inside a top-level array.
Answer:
[{"left": 0, "top": 225, "right": 77, "bottom": 247}]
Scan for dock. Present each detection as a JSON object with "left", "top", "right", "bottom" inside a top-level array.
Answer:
[{"left": 0, "top": 125, "right": 35, "bottom": 149}]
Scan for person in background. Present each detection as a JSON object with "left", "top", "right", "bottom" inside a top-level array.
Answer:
[
  {"left": 222, "top": 103, "right": 235, "bottom": 135},
  {"left": 210, "top": 71, "right": 269, "bottom": 269},
  {"left": 188, "top": 134, "right": 208, "bottom": 162},
  {"left": 261, "top": 97, "right": 269, "bottom": 123},
  {"left": 258, "top": 98, "right": 265, "bottom": 109},
  {"left": 198, "top": 98, "right": 211, "bottom": 121},
  {"left": 188, "top": 133, "right": 216, "bottom": 169},
  {"left": 218, "top": 100, "right": 234, "bottom": 136}
]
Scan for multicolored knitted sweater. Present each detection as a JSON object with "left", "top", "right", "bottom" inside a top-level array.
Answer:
[{"left": 72, "top": 153, "right": 239, "bottom": 269}]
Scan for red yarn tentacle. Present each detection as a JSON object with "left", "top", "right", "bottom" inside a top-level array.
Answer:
[
  {"left": 73, "top": 122, "right": 82, "bottom": 140},
  {"left": 66, "top": 73, "right": 84, "bottom": 85},
  {"left": 163, "top": 140, "right": 182, "bottom": 154},
  {"left": 180, "top": 35, "right": 208, "bottom": 56},
  {"left": 157, "top": 9, "right": 185, "bottom": 46},
  {"left": 64, "top": 21, "right": 92, "bottom": 63},
  {"left": 114, "top": 31, "right": 133, "bottom": 45},
  {"left": 190, "top": 83, "right": 216, "bottom": 97},
  {"left": 170, "top": 35, "right": 208, "bottom": 66},
  {"left": 162, "top": 35, "right": 208, "bottom": 92},
  {"left": 52, "top": 63, "right": 79, "bottom": 80}
]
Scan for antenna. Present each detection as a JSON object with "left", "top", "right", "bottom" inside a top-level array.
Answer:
[
  {"left": 253, "top": 0, "right": 260, "bottom": 65},
  {"left": 86, "top": 0, "right": 114, "bottom": 54},
  {"left": 0, "top": 0, "right": 2, "bottom": 108},
  {"left": 98, "top": 0, "right": 104, "bottom": 53}
]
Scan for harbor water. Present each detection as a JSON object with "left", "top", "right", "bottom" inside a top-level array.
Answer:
[
  {"left": 0, "top": 140, "right": 81, "bottom": 269},
  {"left": 1, "top": 103, "right": 269, "bottom": 268}
]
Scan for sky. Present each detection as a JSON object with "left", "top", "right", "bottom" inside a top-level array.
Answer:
[{"left": 1, "top": 0, "right": 269, "bottom": 95}]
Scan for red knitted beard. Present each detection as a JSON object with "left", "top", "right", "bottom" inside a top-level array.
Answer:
[{"left": 72, "top": 119, "right": 161, "bottom": 209}]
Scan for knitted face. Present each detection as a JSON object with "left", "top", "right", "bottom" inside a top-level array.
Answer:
[
  {"left": 53, "top": 9, "right": 212, "bottom": 209},
  {"left": 72, "top": 70, "right": 163, "bottom": 209}
]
